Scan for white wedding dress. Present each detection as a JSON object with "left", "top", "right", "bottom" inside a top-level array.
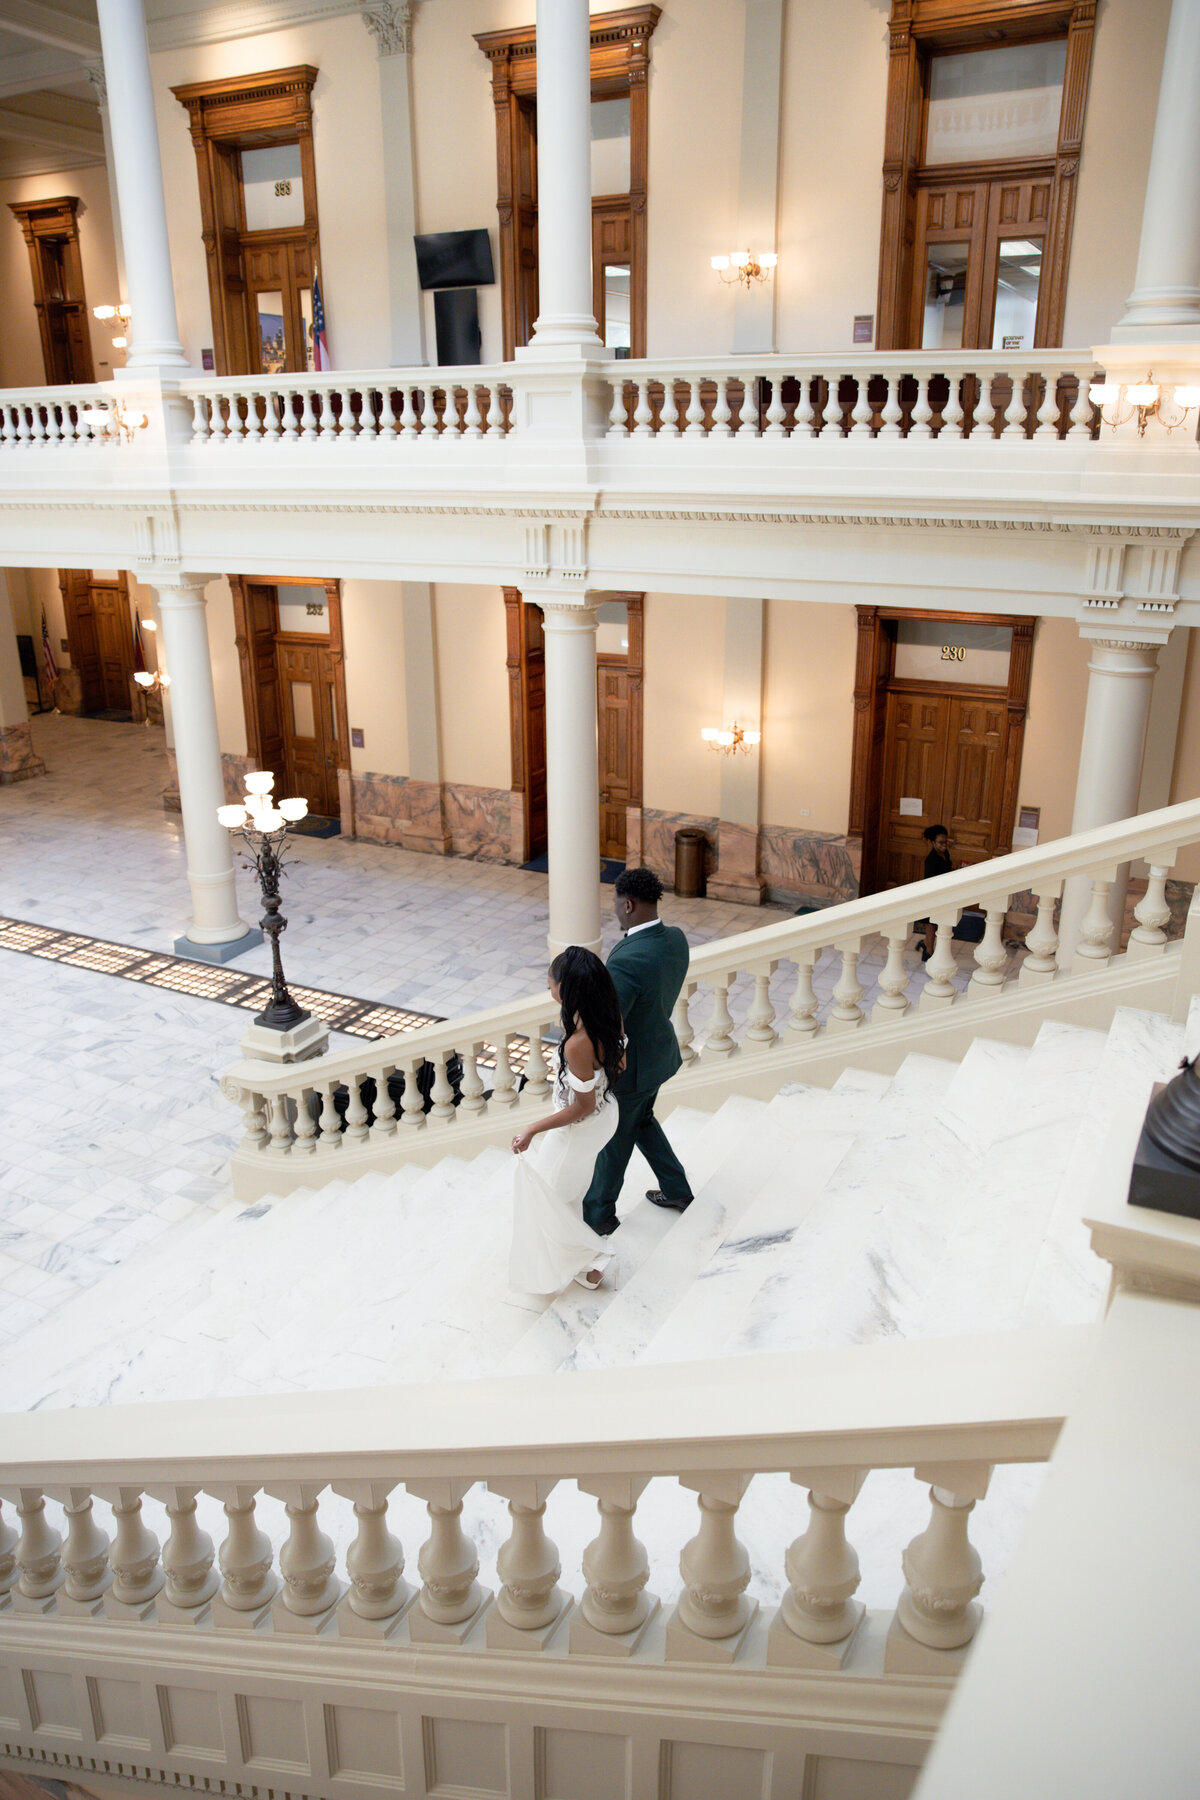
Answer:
[{"left": 508, "top": 1061, "right": 619, "bottom": 1295}]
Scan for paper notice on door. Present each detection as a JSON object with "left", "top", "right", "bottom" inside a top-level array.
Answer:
[
  {"left": 1012, "top": 825, "right": 1039, "bottom": 848},
  {"left": 898, "top": 797, "right": 923, "bottom": 817}
]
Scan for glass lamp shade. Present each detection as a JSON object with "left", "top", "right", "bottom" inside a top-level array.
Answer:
[
  {"left": 710, "top": 256, "right": 730, "bottom": 271},
  {"left": 217, "top": 804, "right": 247, "bottom": 828},
  {"left": 141, "top": 617, "right": 156, "bottom": 631},
  {"left": 1088, "top": 383, "right": 1120, "bottom": 406},
  {"left": 731, "top": 251, "right": 750, "bottom": 268},
  {"left": 1125, "top": 383, "right": 1159, "bottom": 406},
  {"left": 278, "top": 797, "right": 308, "bottom": 821},
  {"left": 758, "top": 253, "right": 778, "bottom": 269},
  {"left": 159, "top": 672, "right": 170, "bottom": 688},
  {"left": 244, "top": 770, "right": 275, "bottom": 795},
  {"left": 93, "top": 304, "right": 116, "bottom": 320},
  {"left": 260, "top": 808, "right": 286, "bottom": 833},
  {"left": 133, "top": 671, "right": 153, "bottom": 687},
  {"left": 1172, "top": 385, "right": 1200, "bottom": 408},
  {"left": 111, "top": 336, "right": 127, "bottom": 350},
  {"left": 744, "top": 730, "right": 762, "bottom": 746},
  {"left": 716, "top": 731, "right": 735, "bottom": 747},
  {"left": 701, "top": 728, "right": 719, "bottom": 742}
]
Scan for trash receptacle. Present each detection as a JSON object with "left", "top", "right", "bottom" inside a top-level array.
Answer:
[{"left": 674, "top": 827, "right": 707, "bottom": 898}]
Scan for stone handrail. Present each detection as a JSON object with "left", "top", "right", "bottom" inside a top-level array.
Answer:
[
  {"left": 0, "top": 1326, "right": 1093, "bottom": 1661},
  {"left": 221, "top": 798, "right": 1200, "bottom": 1173}
]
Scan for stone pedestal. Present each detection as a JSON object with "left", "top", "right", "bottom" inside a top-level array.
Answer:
[
  {"left": 239, "top": 1017, "right": 330, "bottom": 1064},
  {"left": 0, "top": 723, "right": 46, "bottom": 785},
  {"left": 53, "top": 669, "right": 84, "bottom": 715},
  {"left": 664, "top": 1597, "right": 759, "bottom": 1664},
  {"left": 766, "top": 1600, "right": 864, "bottom": 1670}
]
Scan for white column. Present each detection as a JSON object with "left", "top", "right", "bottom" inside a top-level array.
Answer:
[
  {"left": 541, "top": 594, "right": 601, "bottom": 956},
  {"left": 525, "top": 0, "right": 601, "bottom": 355},
  {"left": 709, "top": 596, "right": 765, "bottom": 904},
  {"left": 150, "top": 576, "right": 257, "bottom": 955},
  {"left": 732, "top": 0, "right": 784, "bottom": 356},
  {"left": 1112, "top": 0, "right": 1200, "bottom": 341},
  {"left": 362, "top": 4, "right": 427, "bottom": 366},
  {"left": 94, "top": 0, "right": 188, "bottom": 371},
  {"left": 85, "top": 63, "right": 127, "bottom": 308},
  {"left": 1057, "top": 632, "right": 1164, "bottom": 964}
]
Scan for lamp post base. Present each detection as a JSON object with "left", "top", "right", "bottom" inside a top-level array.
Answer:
[
  {"left": 240, "top": 1015, "right": 330, "bottom": 1065},
  {"left": 173, "top": 926, "right": 263, "bottom": 965}
]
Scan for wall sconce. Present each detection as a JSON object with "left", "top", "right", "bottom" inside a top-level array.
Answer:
[
  {"left": 711, "top": 251, "right": 777, "bottom": 288},
  {"left": 133, "top": 667, "right": 169, "bottom": 724},
  {"left": 79, "top": 399, "right": 147, "bottom": 444},
  {"left": 93, "top": 302, "right": 132, "bottom": 350},
  {"left": 701, "top": 721, "right": 762, "bottom": 755},
  {"left": 1088, "top": 373, "right": 1200, "bottom": 437}
]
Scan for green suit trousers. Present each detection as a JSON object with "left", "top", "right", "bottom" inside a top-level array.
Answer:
[{"left": 581, "top": 1088, "right": 692, "bottom": 1234}]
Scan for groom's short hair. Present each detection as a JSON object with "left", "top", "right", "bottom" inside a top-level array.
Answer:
[{"left": 616, "top": 866, "right": 663, "bottom": 905}]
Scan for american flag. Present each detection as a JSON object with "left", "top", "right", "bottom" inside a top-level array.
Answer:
[
  {"left": 133, "top": 608, "right": 148, "bottom": 673},
  {"left": 311, "top": 266, "right": 331, "bottom": 371},
  {"left": 41, "top": 608, "right": 58, "bottom": 687}
]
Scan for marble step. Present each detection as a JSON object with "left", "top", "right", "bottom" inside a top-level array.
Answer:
[
  {"left": 714, "top": 1053, "right": 959, "bottom": 1359},
  {"left": 486, "top": 1104, "right": 736, "bottom": 1379},
  {"left": 638, "top": 1077, "right": 890, "bottom": 1367},
  {"left": 1022, "top": 1004, "right": 1185, "bottom": 1327},
  {"left": 561, "top": 1093, "right": 797, "bottom": 1374},
  {"left": 912, "top": 1020, "right": 1108, "bottom": 1341}
]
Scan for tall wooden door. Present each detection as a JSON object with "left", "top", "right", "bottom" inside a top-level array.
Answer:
[
  {"left": 597, "top": 657, "right": 633, "bottom": 862},
  {"left": 243, "top": 584, "right": 286, "bottom": 777},
  {"left": 60, "top": 573, "right": 132, "bottom": 712},
  {"left": 878, "top": 685, "right": 1010, "bottom": 888},
  {"left": 59, "top": 572, "right": 103, "bottom": 712},
  {"left": 276, "top": 639, "right": 340, "bottom": 817}
]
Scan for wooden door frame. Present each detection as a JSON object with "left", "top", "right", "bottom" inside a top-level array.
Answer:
[
  {"left": 9, "top": 196, "right": 94, "bottom": 384},
  {"left": 506, "top": 591, "right": 644, "bottom": 864},
  {"left": 171, "top": 66, "right": 321, "bottom": 378},
  {"left": 876, "top": 0, "right": 1097, "bottom": 350},
  {"left": 475, "top": 6, "right": 660, "bottom": 361},
  {"left": 850, "top": 605, "right": 1035, "bottom": 893},
  {"left": 230, "top": 576, "right": 349, "bottom": 796}
]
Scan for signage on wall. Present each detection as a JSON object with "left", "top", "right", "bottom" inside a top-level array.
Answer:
[
  {"left": 853, "top": 314, "right": 873, "bottom": 344},
  {"left": 1002, "top": 335, "right": 1023, "bottom": 350},
  {"left": 940, "top": 644, "right": 967, "bottom": 662},
  {"left": 899, "top": 797, "right": 923, "bottom": 817},
  {"left": 275, "top": 180, "right": 292, "bottom": 197},
  {"left": 201, "top": 348, "right": 215, "bottom": 371},
  {"left": 351, "top": 728, "right": 364, "bottom": 749},
  {"left": 1012, "top": 804, "right": 1041, "bottom": 848},
  {"left": 305, "top": 603, "right": 325, "bottom": 616}
]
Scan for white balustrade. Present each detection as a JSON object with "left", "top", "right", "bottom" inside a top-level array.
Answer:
[
  {"left": 1128, "top": 863, "right": 1174, "bottom": 958},
  {"left": 771, "top": 1467, "right": 866, "bottom": 1665},
  {"left": 670, "top": 1473, "right": 755, "bottom": 1653},
  {"left": 829, "top": 943, "right": 865, "bottom": 1030},
  {"left": 12, "top": 1489, "right": 63, "bottom": 1601},
  {"left": 0, "top": 1499, "right": 17, "bottom": 1595},
  {"left": 59, "top": 1490, "right": 112, "bottom": 1606},
  {"left": 212, "top": 1487, "right": 279, "bottom": 1617},
  {"left": 1074, "top": 873, "right": 1117, "bottom": 970},
  {"left": 408, "top": 1477, "right": 488, "bottom": 1638},
  {"left": 101, "top": 1487, "right": 163, "bottom": 1609},
  {"left": 573, "top": 1474, "right": 656, "bottom": 1648},
  {"left": 487, "top": 1477, "right": 569, "bottom": 1645},
  {"left": 335, "top": 1481, "right": 410, "bottom": 1626},
  {"left": 920, "top": 916, "right": 960, "bottom": 1009},
  {"left": 154, "top": 1483, "right": 219, "bottom": 1615},
  {"left": 271, "top": 1483, "right": 343, "bottom": 1620},
  {"left": 966, "top": 902, "right": 1010, "bottom": 999},
  {"left": 1019, "top": 884, "right": 1062, "bottom": 984},
  {"left": 892, "top": 1470, "right": 989, "bottom": 1656}
]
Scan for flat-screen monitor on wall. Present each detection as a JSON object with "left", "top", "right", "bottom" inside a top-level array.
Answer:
[{"left": 414, "top": 229, "right": 495, "bottom": 292}]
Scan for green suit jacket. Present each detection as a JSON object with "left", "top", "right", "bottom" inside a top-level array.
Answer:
[{"left": 607, "top": 920, "right": 690, "bottom": 1096}]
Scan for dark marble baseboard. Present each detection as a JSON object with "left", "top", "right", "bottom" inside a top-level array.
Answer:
[
  {"left": 637, "top": 807, "right": 859, "bottom": 906},
  {"left": 348, "top": 771, "right": 512, "bottom": 863}
]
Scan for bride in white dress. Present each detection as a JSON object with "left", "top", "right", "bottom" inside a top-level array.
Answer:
[{"left": 509, "top": 946, "right": 625, "bottom": 1296}]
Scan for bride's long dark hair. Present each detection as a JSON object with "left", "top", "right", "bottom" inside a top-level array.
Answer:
[{"left": 549, "top": 946, "right": 625, "bottom": 1079}]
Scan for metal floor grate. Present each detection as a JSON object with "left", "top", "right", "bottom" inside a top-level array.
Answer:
[{"left": 0, "top": 916, "right": 441, "bottom": 1041}]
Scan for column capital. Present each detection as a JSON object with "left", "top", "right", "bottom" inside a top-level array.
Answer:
[
  {"left": 151, "top": 574, "right": 215, "bottom": 609},
  {"left": 84, "top": 60, "right": 107, "bottom": 105},
  {"left": 362, "top": 0, "right": 413, "bottom": 57},
  {"left": 1078, "top": 622, "right": 1172, "bottom": 656}
]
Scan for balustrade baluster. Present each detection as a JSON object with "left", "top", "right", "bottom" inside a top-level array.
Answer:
[
  {"left": 490, "top": 1036, "right": 519, "bottom": 1107},
  {"left": 703, "top": 974, "right": 738, "bottom": 1058},
  {"left": 633, "top": 379, "right": 654, "bottom": 435},
  {"left": 29, "top": 404, "right": 46, "bottom": 445},
  {"left": 46, "top": 403, "right": 64, "bottom": 444},
  {"left": 458, "top": 1044, "right": 487, "bottom": 1117},
  {"left": 0, "top": 1500, "right": 16, "bottom": 1596},
  {"left": 343, "top": 1073, "right": 371, "bottom": 1145},
  {"left": 1069, "top": 375, "right": 1096, "bottom": 437},
  {"left": 828, "top": 943, "right": 864, "bottom": 1030},
  {"left": 1019, "top": 884, "right": 1061, "bottom": 984},
  {"left": 966, "top": 902, "right": 1010, "bottom": 999},
  {"left": 231, "top": 389, "right": 250, "bottom": 441},
  {"left": 64, "top": 401, "right": 82, "bottom": 443},
  {"left": 763, "top": 377, "right": 788, "bottom": 436},
  {"left": 666, "top": 1473, "right": 756, "bottom": 1660},
  {"left": 908, "top": 374, "right": 933, "bottom": 438},
  {"left": 407, "top": 1478, "right": 490, "bottom": 1643},
  {"left": 850, "top": 371, "right": 873, "bottom": 435},
  {"left": 280, "top": 388, "right": 299, "bottom": 440},
  {"left": 102, "top": 1487, "right": 164, "bottom": 1613},
  {"left": 658, "top": 377, "right": 680, "bottom": 434},
  {"left": 463, "top": 384, "right": 483, "bottom": 438},
  {"left": 0, "top": 405, "right": 14, "bottom": 445},
  {"left": 1002, "top": 371, "right": 1028, "bottom": 437},
  {"left": 9, "top": 1489, "right": 63, "bottom": 1608},
  {"left": 487, "top": 1477, "right": 570, "bottom": 1648},
  {"left": 190, "top": 393, "right": 209, "bottom": 439},
  {"left": 672, "top": 980, "right": 697, "bottom": 1062},
  {"left": 522, "top": 1025, "right": 553, "bottom": 1109},
  {"left": 340, "top": 387, "right": 360, "bottom": 439},
  {"left": 298, "top": 387, "right": 316, "bottom": 440},
  {"left": 920, "top": 916, "right": 960, "bottom": 1009},
  {"left": 877, "top": 375, "right": 903, "bottom": 438},
  {"left": 769, "top": 1467, "right": 866, "bottom": 1668},
  {"left": 607, "top": 379, "right": 629, "bottom": 436},
  {"left": 262, "top": 386, "right": 283, "bottom": 439},
  {"left": 792, "top": 375, "right": 816, "bottom": 437},
  {"left": 420, "top": 384, "right": 440, "bottom": 437},
  {"left": 400, "top": 1056, "right": 427, "bottom": 1130},
  {"left": 334, "top": 1480, "right": 413, "bottom": 1635},
  {"left": 266, "top": 1090, "right": 293, "bottom": 1154},
  {"left": 1074, "top": 873, "right": 1116, "bottom": 970},
  {"left": 821, "top": 372, "right": 845, "bottom": 436},
  {"left": 209, "top": 1485, "right": 280, "bottom": 1626},
  {"left": 787, "top": 952, "right": 820, "bottom": 1034},
  {"left": 887, "top": 1465, "right": 990, "bottom": 1670},
  {"left": 15, "top": 404, "right": 31, "bottom": 446},
  {"left": 1129, "top": 862, "right": 1175, "bottom": 957},
  {"left": 571, "top": 1475, "right": 658, "bottom": 1653},
  {"left": 872, "top": 930, "right": 911, "bottom": 1017},
  {"left": 243, "top": 387, "right": 264, "bottom": 439},
  {"left": 292, "top": 1085, "right": 318, "bottom": 1154},
  {"left": 317, "top": 1080, "right": 343, "bottom": 1149},
  {"left": 154, "top": 1484, "right": 219, "bottom": 1620},
  {"left": 429, "top": 1048, "right": 457, "bottom": 1123},
  {"left": 267, "top": 1484, "right": 343, "bottom": 1628},
  {"left": 940, "top": 374, "right": 965, "bottom": 438},
  {"left": 398, "top": 385, "right": 418, "bottom": 437},
  {"left": 710, "top": 375, "right": 733, "bottom": 437},
  {"left": 684, "top": 379, "right": 705, "bottom": 435},
  {"left": 1035, "top": 369, "right": 1063, "bottom": 438},
  {"left": 744, "top": 962, "right": 779, "bottom": 1050},
  {"left": 370, "top": 1065, "right": 398, "bottom": 1139},
  {"left": 221, "top": 1078, "right": 269, "bottom": 1152},
  {"left": 57, "top": 1490, "right": 111, "bottom": 1611}
]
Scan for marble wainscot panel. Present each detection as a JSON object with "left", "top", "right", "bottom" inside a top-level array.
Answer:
[
  {"left": 443, "top": 782, "right": 513, "bottom": 861},
  {"left": 641, "top": 808, "right": 718, "bottom": 884},
  {"left": 350, "top": 772, "right": 450, "bottom": 854},
  {"left": 161, "top": 749, "right": 253, "bottom": 813},
  {"left": 625, "top": 804, "right": 644, "bottom": 867},
  {"left": 709, "top": 820, "right": 765, "bottom": 905},
  {"left": 0, "top": 721, "right": 46, "bottom": 784},
  {"left": 759, "top": 825, "right": 859, "bottom": 906}
]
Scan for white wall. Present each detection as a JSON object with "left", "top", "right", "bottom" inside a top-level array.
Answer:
[
  {"left": 0, "top": 166, "right": 122, "bottom": 388},
  {"left": 343, "top": 579, "right": 408, "bottom": 777}
]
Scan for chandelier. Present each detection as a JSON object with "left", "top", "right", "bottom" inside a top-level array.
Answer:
[
  {"left": 710, "top": 251, "right": 777, "bottom": 288},
  {"left": 701, "top": 721, "right": 762, "bottom": 756}
]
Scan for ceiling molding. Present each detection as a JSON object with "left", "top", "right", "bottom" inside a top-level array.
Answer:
[
  {"left": 147, "top": 0, "right": 366, "bottom": 51},
  {"left": 0, "top": 0, "right": 101, "bottom": 58},
  {"left": 0, "top": 101, "right": 103, "bottom": 159},
  {"left": 0, "top": 44, "right": 88, "bottom": 101}
]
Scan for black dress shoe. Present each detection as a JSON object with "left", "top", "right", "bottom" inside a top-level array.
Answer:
[
  {"left": 646, "top": 1190, "right": 693, "bottom": 1211},
  {"left": 592, "top": 1216, "right": 620, "bottom": 1237}
]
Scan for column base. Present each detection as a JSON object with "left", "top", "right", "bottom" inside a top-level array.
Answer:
[
  {"left": 10, "top": 1591, "right": 59, "bottom": 1616},
  {"left": 407, "top": 1588, "right": 492, "bottom": 1646},
  {"left": 210, "top": 1590, "right": 278, "bottom": 1631},
  {"left": 271, "top": 1585, "right": 345, "bottom": 1636},
  {"left": 706, "top": 877, "right": 766, "bottom": 906},
  {"left": 57, "top": 1590, "right": 111, "bottom": 1621},
  {"left": 174, "top": 927, "right": 263, "bottom": 964},
  {"left": 239, "top": 1016, "right": 330, "bottom": 1065},
  {"left": 155, "top": 1594, "right": 213, "bottom": 1628},
  {"left": 486, "top": 1591, "right": 573, "bottom": 1652},
  {"left": 766, "top": 1601, "right": 864, "bottom": 1670},
  {"left": 102, "top": 1591, "right": 160, "bottom": 1624},
  {"left": 336, "top": 1586, "right": 417, "bottom": 1641},
  {"left": 664, "top": 1597, "right": 759, "bottom": 1664},
  {"left": 883, "top": 1610, "right": 978, "bottom": 1675},
  {"left": 569, "top": 1593, "right": 660, "bottom": 1657},
  {"left": 0, "top": 722, "right": 47, "bottom": 784}
]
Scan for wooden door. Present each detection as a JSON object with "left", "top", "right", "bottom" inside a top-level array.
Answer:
[
  {"left": 942, "top": 692, "right": 1009, "bottom": 868},
  {"left": 879, "top": 688, "right": 953, "bottom": 888},
  {"left": 244, "top": 584, "right": 286, "bottom": 776},
  {"left": 910, "top": 180, "right": 988, "bottom": 349},
  {"left": 59, "top": 571, "right": 103, "bottom": 712},
  {"left": 598, "top": 657, "right": 634, "bottom": 862},
  {"left": 90, "top": 585, "right": 135, "bottom": 711},
  {"left": 276, "top": 639, "right": 339, "bottom": 817},
  {"left": 524, "top": 614, "right": 547, "bottom": 860}
]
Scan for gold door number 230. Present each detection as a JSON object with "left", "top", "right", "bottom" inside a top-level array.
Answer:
[{"left": 940, "top": 645, "right": 967, "bottom": 662}]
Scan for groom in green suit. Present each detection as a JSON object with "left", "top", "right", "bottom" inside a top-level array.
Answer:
[{"left": 582, "top": 866, "right": 694, "bottom": 1236}]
